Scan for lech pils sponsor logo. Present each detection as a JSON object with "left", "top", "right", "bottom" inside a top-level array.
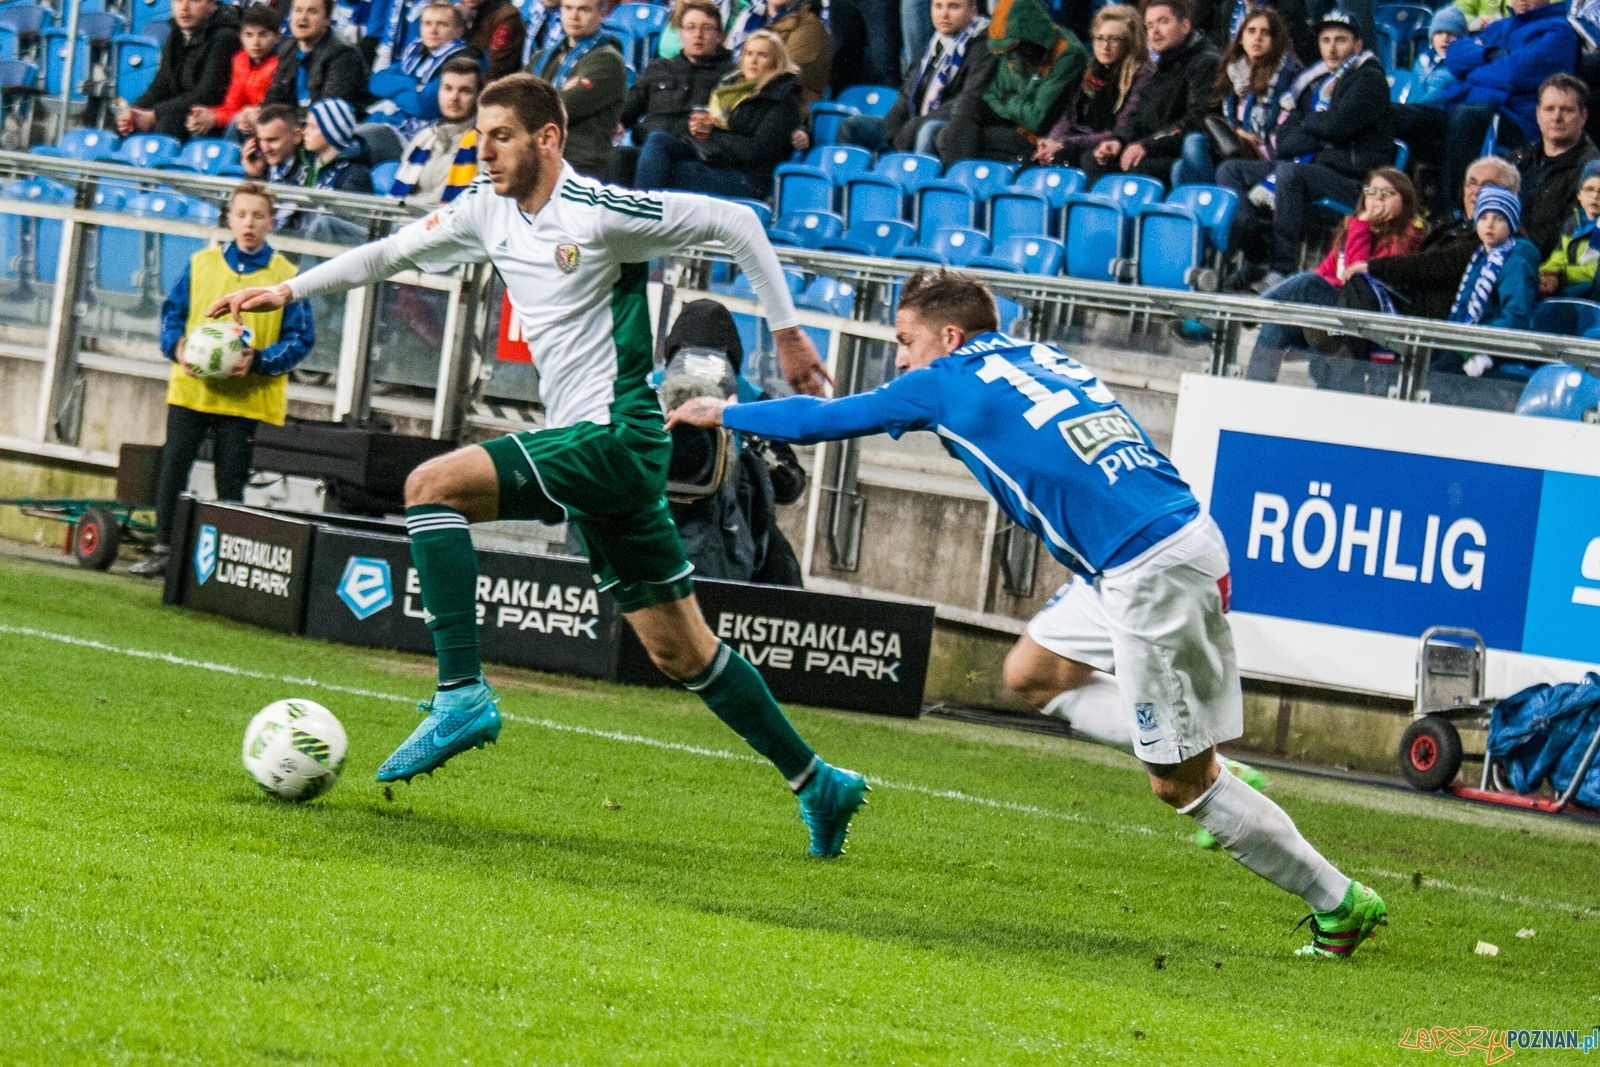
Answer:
[
  {"left": 194, "top": 524, "right": 217, "bottom": 585},
  {"left": 1059, "top": 409, "right": 1142, "bottom": 463},
  {"left": 337, "top": 556, "right": 393, "bottom": 620},
  {"left": 554, "top": 243, "right": 580, "bottom": 273}
]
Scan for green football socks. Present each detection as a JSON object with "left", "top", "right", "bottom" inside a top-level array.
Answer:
[
  {"left": 684, "top": 642, "right": 818, "bottom": 787},
  {"left": 404, "top": 505, "right": 482, "bottom": 685}
]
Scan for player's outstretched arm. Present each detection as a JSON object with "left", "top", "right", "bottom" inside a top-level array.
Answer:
[
  {"left": 773, "top": 326, "right": 832, "bottom": 398},
  {"left": 205, "top": 283, "right": 292, "bottom": 322},
  {"left": 675, "top": 378, "right": 938, "bottom": 445}
]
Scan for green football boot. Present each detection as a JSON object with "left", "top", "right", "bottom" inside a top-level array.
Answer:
[
  {"left": 1194, "top": 755, "right": 1269, "bottom": 849},
  {"left": 797, "top": 761, "right": 869, "bottom": 858},
  {"left": 1294, "top": 881, "right": 1388, "bottom": 961}
]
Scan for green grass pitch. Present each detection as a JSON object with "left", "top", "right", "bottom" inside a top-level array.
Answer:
[{"left": 2, "top": 553, "right": 1598, "bottom": 1065}]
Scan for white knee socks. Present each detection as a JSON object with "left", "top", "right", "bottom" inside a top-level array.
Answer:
[
  {"left": 1042, "top": 672, "right": 1133, "bottom": 755},
  {"left": 1179, "top": 768, "right": 1351, "bottom": 913}
]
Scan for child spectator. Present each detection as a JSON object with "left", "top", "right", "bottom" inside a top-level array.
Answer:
[
  {"left": 188, "top": 3, "right": 282, "bottom": 139},
  {"left": 1537, "top": 157, "right": 1600, "bottom": 296},
  {"left": 368, "top": 0, "right": 482, "bottom": 140},
  {"left": 1408, "top": 5, "right": 1465, "bottom": 105},
  {"left": 390, "top": 55, "right": 484, "bottom": 202},
  {"left": 1450, "top": 183, "right": 1541, "bottom": 375},
  {"left": 129, "top": 182, "right": 314, "bottom": 579},
  {"left": 1251, "top": 167, "right": 1427, "bottom": 360}
]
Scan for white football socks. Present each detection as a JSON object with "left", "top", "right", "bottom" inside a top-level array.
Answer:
[
  {"left": 1041, "top": 672, "right": 1133, "bottom": 755},
  {"left": 1179, "top": 767, "right": 1352, "bottom": 913}
]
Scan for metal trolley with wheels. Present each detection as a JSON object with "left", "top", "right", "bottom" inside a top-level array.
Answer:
[
  {"left": 1400, "top": 626, "right": 1600, "bottom": 816},
  {"left": 0, "top": 498, "right": 156, "bottom": 570}
]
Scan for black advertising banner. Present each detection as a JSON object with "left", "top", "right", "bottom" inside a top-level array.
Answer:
[
  {"left": 302, "top": 528, "right": 622, "bottom": 680},
  {"left": 180, "top": 502, "right": 315, "bottom": 634},
  {"left": 615, "top": 579, "right": 935, "bottom": 717}
]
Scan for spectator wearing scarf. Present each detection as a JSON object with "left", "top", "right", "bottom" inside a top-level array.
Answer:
[
  {"left": 838, "top": 0, "right": 996, "bottom": 155},
  {"left": 1171, "top": 6, "right": 1301, "bottom": 184},
  {"left": 389, "top": 55, "right": 485, "bottom": 203},
  {"left": 727, "top": 0, "right": 831, "bottom": 108},
  {"left": 520, "top": 0, "right": 567, "bottom": 66},
  {"left": 527, "top": 0, "right": 628, "bottom": 177},
  {"left": 1035, "top": 4, "right": 1152, "bottom": 169},
  {"left": 1537, "top": 158, "right": 1600, "bottom": 297},
  {"left": 369, "top": 1, "right": 483, "bottom": 140},
  {"left": 1447, "top": 183, "right": 1541, "bottom": 375}
]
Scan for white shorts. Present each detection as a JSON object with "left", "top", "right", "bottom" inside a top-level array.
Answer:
[{"left": 1025, "top": 515, "right": 1243, "bottom": 765}]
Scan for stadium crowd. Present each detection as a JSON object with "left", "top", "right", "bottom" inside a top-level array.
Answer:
[{"left": 18, "top": 0, "right": 1600, "bottom": 383}]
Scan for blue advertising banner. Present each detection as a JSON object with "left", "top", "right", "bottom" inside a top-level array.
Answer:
[{"left": 1208, "top": 430, "right": 1600, "bottom": 663}]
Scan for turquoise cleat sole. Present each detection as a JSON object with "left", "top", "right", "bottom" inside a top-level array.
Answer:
[
  {"left": 797, "top": 762, "right": 869, "bottom": 858},
  {"left": 377, "top": 681, "right": 502, "bottom": 784}
]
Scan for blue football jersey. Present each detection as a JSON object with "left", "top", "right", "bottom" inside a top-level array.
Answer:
[{"left": 721, "top": 332, "right": 1199, "bottom": 575}]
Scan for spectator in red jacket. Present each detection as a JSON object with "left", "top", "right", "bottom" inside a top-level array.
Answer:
[{"left": 187, "top": 3, "right": 282, "bottom": 139}]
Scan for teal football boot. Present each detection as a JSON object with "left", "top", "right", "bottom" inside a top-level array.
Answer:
[
  {"left": 377, "top": 680, "right": 502, "bottom": 783},
  {"left": 797, "top": 761, "right": 869, "bottom": 857}
]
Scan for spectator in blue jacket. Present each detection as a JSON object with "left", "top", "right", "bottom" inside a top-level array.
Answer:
[
  {"left": 1437, "top": 0, "right": 1579, "bottom": 216},
  {"left": 1439, "top": 183, "right": 1541, "bottom": 376},
  {"left": 366, "top": 0, "right": 484, "bottom": 139},
  {"left": 1411, "top": 5, "right": 1466, "bottom": 104}
]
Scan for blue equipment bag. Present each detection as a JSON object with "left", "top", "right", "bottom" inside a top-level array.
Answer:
[{"left": 1487, "top": 673, "right": 1600, "bottom": 807}]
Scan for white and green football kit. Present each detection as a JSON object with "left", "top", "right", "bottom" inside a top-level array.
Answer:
[{"left": 288, "top": 164, "right": 801, "bottom": 609}]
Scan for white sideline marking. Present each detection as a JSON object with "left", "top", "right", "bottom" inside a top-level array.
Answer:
[{"left": 4, "top": 623, "right": 1592, "bottom": 914}]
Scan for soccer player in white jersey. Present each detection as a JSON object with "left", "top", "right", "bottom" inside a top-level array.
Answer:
[
  {"left": 209, "top": 74, "right": 870, "bottom": 857},
  {"left": 672, "top": 271, "right": 1387, "bottom": 958}
]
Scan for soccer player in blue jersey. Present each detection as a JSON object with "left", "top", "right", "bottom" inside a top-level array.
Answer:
[{"left": 670, "top": 270, "right": 1388, "bottom": 959}]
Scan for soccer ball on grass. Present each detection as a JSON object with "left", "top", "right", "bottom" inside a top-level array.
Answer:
[
  {"left": 183, "top": 321, "right": 252, "bottom": 379},
  {"left": 243, "top": 698, "right": 348, "bottom": 801}
]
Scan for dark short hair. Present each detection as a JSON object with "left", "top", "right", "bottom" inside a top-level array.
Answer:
[
  {"left": 257, "top": 102, "right": 302, "bottom": 130},
  {"left": 240, "top": 3, "right": 282, "bottom": 32},
  {"left": 1141, "top": 0, "right": 1190, "bottom": 23},
  {"left": 673, "top": 0, "right": 724, "bottom": 29},
  {"left": 231, "top": 180, "right": 276, "bottom": 212},
  {"left": 479, "top": 73, "right": 566, "bottom": 142},
  {"left": 1540, "top": 72, "right": 1589, "bottom": 109},
  {"left": 440, "top": 54, "right": 487, "bottom": 90},
  {"left": 899, "top": 270, "right": 999, "bottom": 336}
]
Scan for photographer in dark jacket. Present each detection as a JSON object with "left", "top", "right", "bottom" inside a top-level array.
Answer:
[
  {"left": 634, "top": 29, "right": 802, "bottom": 199},
  {"left": 1217, "top": 10, "right": 1391, "bottom": 289},
  {"left": 606, "top": 0, "right": 735, "bottom": 187},
  {"left": 118, "top": 0, "right": 240, "bottom": 141},
  {"left": 1082, "top": 0, "right": 1219, "bottom": 185},
  {"left": 265, "top": 0, "right": 372, "bottom": 113}
]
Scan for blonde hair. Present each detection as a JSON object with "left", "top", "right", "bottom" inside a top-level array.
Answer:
[
  {"left": 230, "top": 180, "right": 276, "bottom": 213},
  {"left": 739, "top": 28, "right": 797, "bottom": 87},
  {"left": 1090, "top": 5, "right": 1147, "bottom": 113}
]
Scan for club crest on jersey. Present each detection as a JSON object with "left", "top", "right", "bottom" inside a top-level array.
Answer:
[
  {"left": 554, "top": 244, "right": 580, "bottom": 273},
  {"left": 1059, "top": 409, "right": 1141, "bottom": 463}
]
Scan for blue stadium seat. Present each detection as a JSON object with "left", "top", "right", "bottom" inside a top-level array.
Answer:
[
  {"left": 1062, "top": 193, "right": 1126, "bottom": 282},
  {"left": 1164, "top": 183, "right": 1238, "bottom": 253},
  {"left": 812, "top": 144, "right": 873, "bottom": 186},
  {"left": 371, "top": 159, "right": 400, "bottom": 195},
  {"left": 115, "top": 133, "right": 180, "bottom": 167},
  {"left": 836, "top": 84, "right": 897, "bottom": 116},
  {"left": 1010, "top": 165, "right": 1084, "bottom": 205},
  {"left": 772, "top": 164, "right": 835, "bottom": 215},
  {"left": 142, "top": 18, "right": 170, "bottom": 45},
  {"left": 58, "top": 127, "right": 117, "bottom": 160},
  {"left": 42, "top": 30, "right": 91, "bottom": 100},
  {"left": 0, "top": 3, "right": 52, "bottom": 36},
  {"left": 113, "top": 33, "right": 159, "bottom": 101},
  {"left": 27, "top": 143, "right": 65, "bottom": 156},
  {"left": 914, "top": 180, "right": 976, "bottom": 243},
  {"left": 970, "top": 235, "right": 1064, "bottom": 276},
  {"left": 129, "top": 191, "right": 214, "bottom": 294},
  {"left": 177, "top": 137, "right": 240, "bottom": 175},
  {"left": 796, "top": 275, "right": 856, "bottom": 316},
  {"left": 769, "top": 210, "right": 844, "bottom": 248},
  {"left": 611, "top": 2, "right": 666, "bottom": 64},
  {"left": 1530, "top": 298, "right": 1600, "bottom": 336},
  {"left": 943, "top": 159, "right": 1017, "bottom": 209},
  {"left": 1388, "top": 68, "right": 1412, "bottom": 104},
  {"left": 1, "top": 175, "right": 71, "bottom": 282},
  {"left": 93, "top": 184, "right": 143, "bottom": 294},
  {"left": 128, "top": 0, "right": 169, "bottom": 35},
  {"left": 874, "top": 151, "right": 942, "bottom": 192},
  {"left": 729, "top": 197, "right": 772, "bottom": 228},
  {"left": 1090, "top": 173, "right": 1163, "bottom": 215},
  {"left": 0, "top": 27, "right": 16, "bottom": 59},
  {"left": 817, "top": 218, "right": 915, "bottom": 257},
  {"left": 808, "top": 101, "right": 857, "bottom": 146},
  {"left": 987, "top": 191, "right": 1050, "bottom": 242},
  {"left": 994, "top": 293, "right": 1025, "bottom": 333},
  {"left": 76, "top": 10, "right": 124, "bottom": 40},
  {"left": 1133, "top": 204, "right": 1210, "bottom": 290},
  {"left": 842, "top": 175, "right": 903, "bottom": 226},
  {"left": 0, "top": 57, "right": 36, "bottom": 126},
  {"left": 1514, "top": 363, "right": 1600, "bottom": 420},
  {"left": 1375, "top": 4, "right": 1430, "bottom": 71},
  {"left": 926, "top": 226, "right": 988, "bottom": 266}
]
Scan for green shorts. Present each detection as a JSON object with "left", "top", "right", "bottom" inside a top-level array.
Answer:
[{"left": 480, "top": 420, "right": 695, "bottom": 613}]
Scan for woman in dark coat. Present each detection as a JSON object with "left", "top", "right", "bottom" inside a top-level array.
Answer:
[
  {"left": 634, "top": 29, "right": 803, "bottom": 199},
  {"left": 1172, "top": 5, "right": 1302, "bottom": 185},
  {"left": 1033, "top": 4, "right": 1153, "bottom": 169}
]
